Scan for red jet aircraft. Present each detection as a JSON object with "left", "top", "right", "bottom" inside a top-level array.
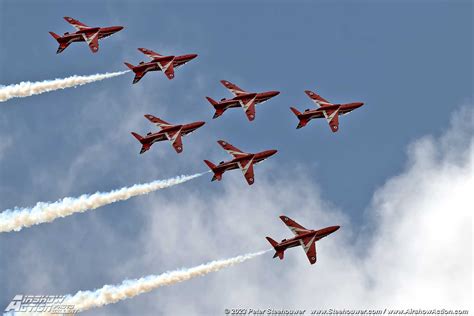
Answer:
[
  {"left": 49, "top": 17, "right": 124, "bottom": 54},
  {"left": 124, "top": 48, "right": 197, "bottom": 83},
  {"left": 131, "top": 115, "right": 205, "bottom": 154},
  {"left": 204, "top": 140, "right": 277, "bottom": 185},
  {"left": 206, "top": 80, "right": 280, "bottom": 121},
  {"left": 266, "top": 215, "right": 340, "bottom": 265},
  {"left": 290, "top": 90, "right": 364, "bottom": 132}
]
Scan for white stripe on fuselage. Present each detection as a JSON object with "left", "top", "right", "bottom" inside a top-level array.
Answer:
[
  {"left": 164, "top": 127, "right": 183, "bottom": 142},
  {"left": 300, "top": 235, "right": 316, "bottom": 253},
  {"left": 157, "top": 59, "right": 173, "bottom": 72},
  {"left": 82, "top": 31, "right": 99, "bottom": 45},
  {"left": 238, "top": 96, "right": 256, "bottom": 111},
  {"left": 237, "top": 156, "right": 254, "bottom": 174},
  {"left": 322, "top": 109, "right": 339, "bottom": 123}
]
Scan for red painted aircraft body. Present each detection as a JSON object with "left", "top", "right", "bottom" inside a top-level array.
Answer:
[
  {"left": 124, "top": 48, "right": 197, "bottom": 83},
  {"left": 131, "top": 115, "right": 205, "bottom": 154},
  {"left": 49, "top": 17, "right": 123, "bottom": 54},
  {"left": 266, "top": 215, "right": 340, "bottom": 265},
  {"left": 206, "top": 80, "right": 280, "bottom": 121},
  {"left": 204, "top": 140, "right": 277, "bottom": 185},
  {"left": 290, "top": 90, "right": 364, "bottom": 132}
]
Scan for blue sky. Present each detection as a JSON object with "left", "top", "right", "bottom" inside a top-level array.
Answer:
[{"left": 0, "top": 1, "right": 472, "bottom": 315}]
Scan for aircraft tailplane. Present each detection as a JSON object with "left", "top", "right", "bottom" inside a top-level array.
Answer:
[
  {"left": 124, "top": 63, "right": 146, "bottom": 84},
  {"left": 49, "top": 32, "right": 70, "bottom": 54},
  {"left": 131, "top": 132, "right": 145, "bottom": 144},
  {"left": 290, "top": 107, "right": 309, "bottom": 129},
  {"left": 206, "top": 97, "right": 226, "bottom": 119},
  {"left": 131, "top": 133, "right": 150, "bottom": 154},
  {"left": 204, "top": 160, "right": 223, "bottom": 181},
  {"left": 49, "top": 32, "right": 61, "bottom": 40},
  {"left": 124, "top": 62, "right": 136, "bottom": 70},
  {"left": 266, "top": 237, "right": 284, "bottom": 260},
  {"left": 206, "top": 96, "right": 218, "bottom": 106}
]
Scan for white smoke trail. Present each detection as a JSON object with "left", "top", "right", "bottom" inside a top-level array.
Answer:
[
  {"left": 0, "top": 70, "right": 129, "bottom": 102},
  {"left": 64, "top": 250, "right": 269, "bottom": 312},
  {"left": 0, "top": 173, "right": 204, "bottom": 233}
]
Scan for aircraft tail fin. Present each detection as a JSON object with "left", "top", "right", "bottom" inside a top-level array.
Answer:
[
  {"left": 49, "top": 32, "right": 61, "bottom": 40},
  {"left": 204, "top": 160, "right": 223, "bottom": 181},
  {"left": 266, "top": 236, "right": 278, "bottom": 248},
  {"left": 290, "top": 107, "right": 301, "bottom": 116},
  {"left": 266, "top": 237, "right": 284, "bottom": 260},
  {"left": 49, "top": 32, "right": 70, "bottom": 54},
  {"left": 206, "top": 97, "right": 226, "bottom": 119},
  {"left": 131, "top": 132, "right": 151, "bottom": 154},
  {"left": 290, "top": 107, "right": 309, "bottom": 129},
  {"left": 206, "top": 96, "right": 218, "bottom": 106},
  {"left": 124, "top": 62, "right": 135, "bottom": 70},
  {"left": 124, "top": 62, "right": 146, "bottom": 84},
  {"left": 131, "top": 132, "right": 145, "bottom": 143}
]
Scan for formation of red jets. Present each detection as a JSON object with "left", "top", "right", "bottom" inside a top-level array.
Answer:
[{"left": 49, "top": 17, "right": 365, "bottom": 265}]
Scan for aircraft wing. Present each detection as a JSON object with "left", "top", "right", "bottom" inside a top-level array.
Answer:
[
  {"left": 82, "top": 31, "right": 100, "bottom": 53},
  {"left": 321, "top": 106, "right": 340, "bottom": 132},
  {"left": 165, "top": 129, "right": 183, "bottom": 153},
  {"left": 239, "top": 95, "right": 257, "bottom": 121},
  {"left": 171, "top": 133, "right": 183, "bottom": 153},
  {"left": 155, "top": 56, "right": 175, "bottom": 80},
  {"left": 220, "top": 80, "right": 247, "bottom": 96},
  {"left": 144, "top": 114, "right": 172, "bottom": 129},
  {"left": 217, "top": 140, "right": 248, "bottom": 158},
  {"left": 162, "top": 63, "right": 175, "bottom": 80},
  {"left": 280, "top": 215, "right": 311, "bottom": 236},
  {"left": 299, "top": 236, "right": 317, "bottom": 265},
  {"left": 63, "top": 17, "right": 89, "bottom": 31},
  {"left": 237, "top": 157, "right": 255, "bottom": 185},
  {"left": 305, "top": 90, "right": 333, "bottom": 107},
  {"left": 138, "top": 48, "right": 163, "bottom": 59}
]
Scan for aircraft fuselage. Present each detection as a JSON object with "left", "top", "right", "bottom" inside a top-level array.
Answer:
[
  {"left": 58, "top": 26, "right": 123, "bottom": 44},
  {"left": 299, "top": 102, "right": 364, "bottom": 121},
  {"left": 212, "top": 149, "right": 277, "bottom": 174},
  {"left": 216, "top": 91, "right": 280, "bottom": 110},
  {"left": 274, "top": 226, "right": 340, "bottom": 251},
  {"left": 130, "top": 54, "right": 198, "bottom": 75},
  {"left": 141, "top": 121, "right": 205, "bottom": 145}
]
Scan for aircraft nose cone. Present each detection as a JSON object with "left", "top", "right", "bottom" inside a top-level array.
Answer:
[
  {"left": 268, "top": 149, "right": 278, "bottom": 156},
  {"left": 188, "top": 54, "right": 198, "bottom": 60},
  {"left": 196, "top": 121, "right": 206, "bottom": 128},
  {"left": 270, "top": 91, "right": 280, "bottom": 97},
  {"left": 114, "top": 26, "right": 124, "bottom": 32},
  {"left": 332, "top": 225, "right": 341, "bottom": 232}
]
